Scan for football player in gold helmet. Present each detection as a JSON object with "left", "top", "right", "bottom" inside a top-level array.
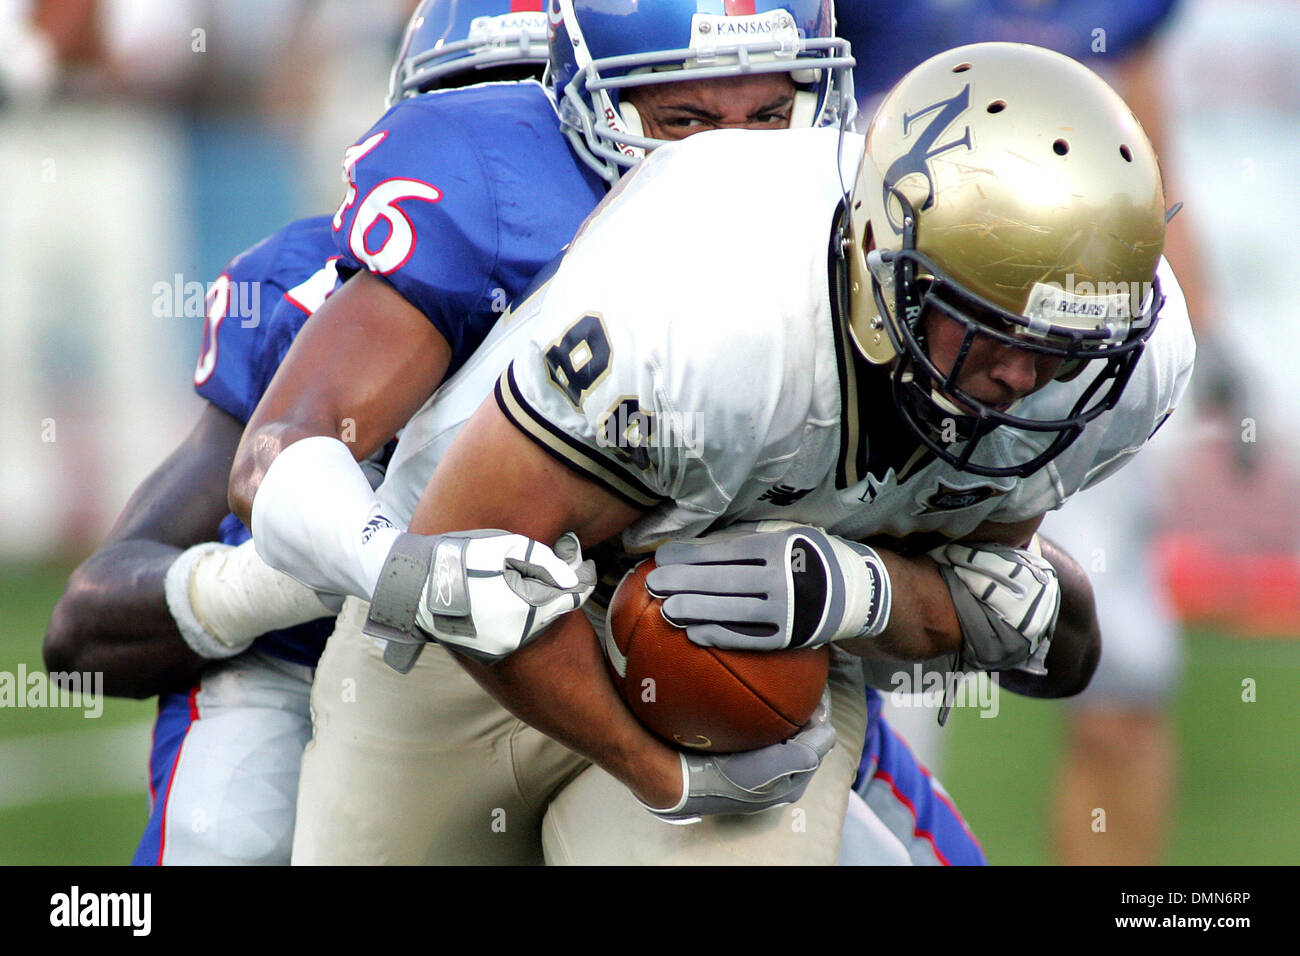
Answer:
[{"left": 845, "top": 43, "right": 1169, "bottom": 479}]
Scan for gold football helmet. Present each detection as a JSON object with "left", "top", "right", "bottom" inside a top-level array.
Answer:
[{"left": 844, "top": 42, "right": 1168, "bottom": 477}]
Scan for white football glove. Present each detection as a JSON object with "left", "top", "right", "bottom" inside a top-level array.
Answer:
[
  {"left": 250, "top": 436, "right": 597, "bottom": 671},
  {"left": 929, "top": 536, "right": 1060, "bottom": 673},
  {"left": 365, "top": 530, "right": 597, "bottom": 671},
  {"left": 163, "top": 539, "right": 335, "bottom": 659}
]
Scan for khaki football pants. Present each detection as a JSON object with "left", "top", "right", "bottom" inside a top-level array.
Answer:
[{"left": 293, "top": 597, "right": 867, "bottom": 865}]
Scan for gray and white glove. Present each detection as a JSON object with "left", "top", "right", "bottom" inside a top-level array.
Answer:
[
  {"left": 646, "top": 521, "right": 892, "bottom": 650},
  {"left": 930, "top": 537, "right": 1060, "bottom": 674},
  {"left": 643, "top": 690, "right": 836, "bottom": 824},
  {"left": 365, "top": 530, "right": 596, "bottom": 672}
]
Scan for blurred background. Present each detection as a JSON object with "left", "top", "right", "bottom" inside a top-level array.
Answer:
[{"left": 1, "top": 0, "right": 1297, "bottom": 864}]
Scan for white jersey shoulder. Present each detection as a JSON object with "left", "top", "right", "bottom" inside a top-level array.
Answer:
[
  {"left": 498, "top": 128, "right": 864, "bottom": 546},
  {"left": 377, "top": 128, "right": 862, "bottom": 532}
]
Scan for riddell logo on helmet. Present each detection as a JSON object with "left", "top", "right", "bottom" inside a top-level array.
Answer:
[{"left": 601, "top": 103, "right": 638, "bottom": 156}]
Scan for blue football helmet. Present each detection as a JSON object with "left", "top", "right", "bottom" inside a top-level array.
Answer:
[
  {"left": 389, "top": 0, "right": 549, "bottom": 106},
  {"left": 548, "top": 0, "right": 855, "bottom": 182}
]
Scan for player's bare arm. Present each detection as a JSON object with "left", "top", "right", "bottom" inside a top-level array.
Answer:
[
  {"left": 650, "top": 500, "right": 1095, "bottom": 703},
  {"left": 47, "top": 399, "right": 340, "bottom": 697},
  {"left": 651, "top": 514, "right": 1049, "bottom": 658},
  {"left": 45, "top": 404, "right": 240, "bottom": 697},
  {"left": 403, "top": 397, "right": 685, "bottom": 810},
  {"left": 841, "top": 548, "right": 958, "bottom": 661},
  {"left": 228, "top": 270, "right": 451, "bottom": 527}
]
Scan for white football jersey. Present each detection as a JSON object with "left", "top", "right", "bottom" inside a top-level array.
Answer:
[{"left": 378, "top": 126, "right": 1195, "bottom": 558}]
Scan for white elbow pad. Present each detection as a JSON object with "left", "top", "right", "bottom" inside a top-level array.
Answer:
[{"left": 250, "top": 436, "right": 401, "bottom": 600}]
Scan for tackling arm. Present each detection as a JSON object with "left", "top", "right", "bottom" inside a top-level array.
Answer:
[
  {"left": 997, "top": 534, "right": 1100, "bottom": 698},
  {"left": 45, "top": 402, "right": 337, "bottom": 697},
  {"left": 855, "top": 548, "right": 962, "bottom": 661},
  {"left": 645, "top": 505, "right": 1099, "bottom": 698},
  {"left": 940, "top": 518, "right": 1100, "bottom": 698},
  {"left": 655, "top": 516, "right": 1045, "bottom": 663},
  {"left": 45, "top": 404, "right": 243, "bottom": 697},
  {"left": 228, "top": 271, "right": 451, "bottom": 527}
]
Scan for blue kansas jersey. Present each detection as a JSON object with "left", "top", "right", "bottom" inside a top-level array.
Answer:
[
  {"left": 837, "top": 0, "right": 1179, "bottom": 101},
  {"left": 194, "top": 215, "right": 339, "bottom": 424},
  {"left": 194, "top": 215, "right": 341, "bottom": 667},
  {"left": 331, "top": 79, "right": 606, "bottom": 378}
]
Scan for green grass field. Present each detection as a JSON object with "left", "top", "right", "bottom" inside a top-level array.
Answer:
[
  {"left": 940, "top": 628, "right": 1300, "bottom": 864},
  {"left": 2, "top": 562, "right": 1297, "bottom": 865}
]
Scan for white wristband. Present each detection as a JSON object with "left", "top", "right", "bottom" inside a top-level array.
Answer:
[
  {"left": 165, "top": 543, "right": 248, "bottom": 659},
  {"left": 826, "top": 535, "right": 893, "bottom": 641},
  {"left": 250, "top": 436, "right": 402, "bottom": 600},
  {"left": 165, "top": 540, "right": 337, "bottom": 659},
  {"left": 198, "top": 538, "right": 333, "bottom": 637}
]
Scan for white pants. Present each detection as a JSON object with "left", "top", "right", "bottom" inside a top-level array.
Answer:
[
  {"left": 293, "top": 597, "right": 869, "bottom": 865},
  {"left": 137, "top": 652, "right": 313, "bottom": 866}
]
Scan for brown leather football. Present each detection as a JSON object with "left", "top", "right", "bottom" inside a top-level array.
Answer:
[{"left": 603, "top": 558, "right": 830, "bottom": 753}]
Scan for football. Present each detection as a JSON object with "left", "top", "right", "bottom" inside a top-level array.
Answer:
[{"left": 603, "top": 559, "right": 830, "bottom": 753}]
